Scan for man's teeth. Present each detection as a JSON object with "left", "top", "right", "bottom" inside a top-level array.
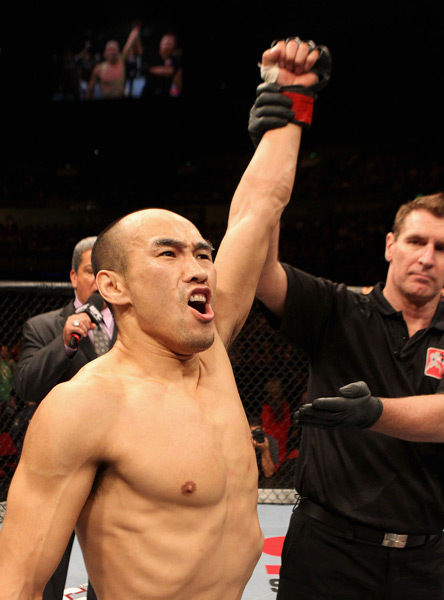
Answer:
[{"left": 190, "top": 294, "right": 206, "bottom": 303}]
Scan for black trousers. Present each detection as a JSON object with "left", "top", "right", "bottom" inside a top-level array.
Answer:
[
  {"left": 43, "top": 532, "right": 96, "bottom": 600},
  {"left": 277, "top": 507, "right": 444, "bottom": 600}
]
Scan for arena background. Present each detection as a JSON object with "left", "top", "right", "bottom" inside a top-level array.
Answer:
[{"left": 1, "top": 0, "right": 444, "bottom": 505}]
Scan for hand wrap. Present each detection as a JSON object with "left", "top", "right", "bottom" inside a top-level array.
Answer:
[
  {"left": 263, "top": 37, "right": 332, "bottom": 93},
  {"left": 294, "top": 381, "right": 383, "bottom": 430}
]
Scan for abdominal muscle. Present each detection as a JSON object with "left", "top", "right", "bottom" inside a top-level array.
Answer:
[{"left": 77, "top": 481, "right": 263, "bottom": 599}]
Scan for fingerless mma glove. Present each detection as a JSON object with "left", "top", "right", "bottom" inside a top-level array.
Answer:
[{"left": 248, "top": 38, "right": 332, "bottom": 147}]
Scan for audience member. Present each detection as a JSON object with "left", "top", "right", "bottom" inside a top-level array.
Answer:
[
  {"left": 85, "top": 23, "right": 142, "bottom": 99},
  {"left": 248, "top": 414, "right": 279, "bottom": 479},
  {"left": 74, "top": 41, "right": 96, "bottom": 99},
  {"left": 261, "top": 376, "right": 291, "bottom": 469}
]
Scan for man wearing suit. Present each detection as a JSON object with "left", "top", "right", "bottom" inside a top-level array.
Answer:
[{"left": 13, "top": 236, "right": 117, "bottom": 600}]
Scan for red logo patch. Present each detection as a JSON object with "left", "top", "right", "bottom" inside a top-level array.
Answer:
[{"left": 425, "top": 347, "right": 444, "bottom": 380}]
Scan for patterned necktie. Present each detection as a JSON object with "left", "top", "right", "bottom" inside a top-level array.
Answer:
[{"left": 94, "top": 326, "right": 110, "bottom": 356}]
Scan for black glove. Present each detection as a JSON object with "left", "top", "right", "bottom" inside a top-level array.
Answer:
[
  {"left": 294, "top": 381, "right": 383, "bottom": 429},
  {"left": 248, "top": 39, "right": 332, "bottom": 147},
  {"left": 248, "top": 83, "right": 296, "bottom": 148}
]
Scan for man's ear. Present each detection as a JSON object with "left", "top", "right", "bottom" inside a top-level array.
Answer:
[
  {"left": 385, "top": 232, "right": 395, "bottom": 263},
  {"left": 69, "top": 268, "right": 77, "bottom": 289},
  {"left": 96, "top": 270, "right": 130, "bottom": 306}
]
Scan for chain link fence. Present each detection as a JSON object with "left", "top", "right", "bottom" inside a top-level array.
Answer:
[
  {"left": 0, "top": 281, "right": 357, "bottom": 506},
  {"left": 0, "top": 282, "right": 74, "bottom": 502}
]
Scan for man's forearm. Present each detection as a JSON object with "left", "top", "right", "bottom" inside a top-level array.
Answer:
[
  {"left": 296, "top": 383, "right": 444, "bottom": 442},
  {"left": 228, "top": 124, "right": 302, "bottom": 230},
  {"left": 261, "top": 447, "right": 276, "bottom": 478},
  {"left": 213, "top": 123, "right": 301, "bottom": 348},
  {"left": 371, "top": 394, "right": 444, "bottom": 442},
  {"left": 122, "top": 24, "right": 142, "bottom": 59}
]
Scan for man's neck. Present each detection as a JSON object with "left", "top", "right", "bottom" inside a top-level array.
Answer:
[
  {"left": 112, "top": 333, "right": 203, "bottom": 388},
  {"left": 383, "top": 284, "right": 439, "bottom": 338}
]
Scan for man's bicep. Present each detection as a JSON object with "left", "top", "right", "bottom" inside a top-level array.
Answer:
[
  {"left": 0, "top": 392, "right": 99, "bottom": 584},
  {"left": 18, "top": 389, "right": 100, "bottom": 507},
  {"left": 214, "top": 216, "right": 271, "bottom": 347}
]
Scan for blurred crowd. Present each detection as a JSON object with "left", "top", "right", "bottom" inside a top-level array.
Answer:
[{"left": 2, "top": 141, "right": 443, "bottom": 285}]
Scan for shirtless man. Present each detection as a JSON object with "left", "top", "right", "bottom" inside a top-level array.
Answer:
[
  {"left": 86, "top": 23, "right": 142, "bottom": 99},
  {"left": 0, "top": 39, "right": 326, "bottom": 599}
]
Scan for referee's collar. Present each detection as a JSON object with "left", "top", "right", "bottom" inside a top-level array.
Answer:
[{"left": 369, "top": 282, "right": 444, "bottom": 331}]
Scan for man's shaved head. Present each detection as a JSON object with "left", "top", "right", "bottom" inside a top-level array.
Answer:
[{"left": 91, "top": 208, "right": 206, "bottom": 277}]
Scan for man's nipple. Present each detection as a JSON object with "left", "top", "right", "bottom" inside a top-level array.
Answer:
[{"left": 181, "top": 480, "right": 197, "bottom": 495}]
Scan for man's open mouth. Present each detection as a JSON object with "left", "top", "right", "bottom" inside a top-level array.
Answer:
[{"left": 188, "top": 293, "right": 208, "bottom": 314}]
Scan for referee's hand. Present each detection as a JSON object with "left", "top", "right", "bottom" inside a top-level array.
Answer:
[{"left": 295, "top": 381, "right": 383, "bottom": 429}]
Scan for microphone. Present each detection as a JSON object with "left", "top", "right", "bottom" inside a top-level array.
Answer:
[
  {"left": 69, "top": 292, "right": 106, "bottom": 349},
  {"left": 75, "top": 292, "right": 104, "bottom": 325}
]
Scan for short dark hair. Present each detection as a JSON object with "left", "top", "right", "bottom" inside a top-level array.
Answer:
[
  {"left": 248, "top": 413, "right": 262, "bottom": 428},
  {"left": 91, "top": 217, "right": 127, "bottom": 277},
  {"left": 392, "top": 192, "right": 444, "bottom": 238}
]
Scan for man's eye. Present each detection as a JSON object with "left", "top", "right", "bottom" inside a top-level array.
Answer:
[
  {"left": 160, "top": 250, "right": 175, "bottom": 257},
  {"left": 197, "top": 253, "right": 212, "bottom": 261}
]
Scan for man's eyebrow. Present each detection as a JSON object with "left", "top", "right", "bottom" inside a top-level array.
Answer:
[
  {"left": 405, "top": 233, "right": 444, "bottom": 246},
  {"left": 152, "top": 237, "right": 185, "bottom": 249},
  {"left": 196, "top": 239, "right": 215, "bottom": 253},
  {"left": 151, "top": 238, "right": 214, "bottom": 252}
]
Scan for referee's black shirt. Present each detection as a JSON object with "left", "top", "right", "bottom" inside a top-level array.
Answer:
[{"left": 264, "top": 264, "right": 444, "bottom": 534}]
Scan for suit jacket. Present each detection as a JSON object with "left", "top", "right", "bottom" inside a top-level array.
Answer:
[{"left": 14, "top": 301, "right": 117, "bottom": 405}]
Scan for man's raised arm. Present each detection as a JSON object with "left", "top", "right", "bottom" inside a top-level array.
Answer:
[
  {"left": 214, "top": 38, "right": 331, "bottom": 348},
  {"left": 121, "top": 22, "right": 142, "bottom": 62}
]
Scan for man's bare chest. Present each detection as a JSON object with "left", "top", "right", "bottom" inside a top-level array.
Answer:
[
  {"left": 98, "top": 62, "right": 124, "bottom": 84},
  {"left": 92, "top": 377, "right": 255, "bottom": 508}
]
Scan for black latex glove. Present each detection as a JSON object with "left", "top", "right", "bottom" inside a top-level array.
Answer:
[
  {"left": 248, "top": 83, "right": 296, "bottom": 148},
  {"left": 295, "top": 381, "right": 383, "bottom": 429}
]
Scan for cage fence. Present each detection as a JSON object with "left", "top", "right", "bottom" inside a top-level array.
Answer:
[{"left": 0, "top": 283, "right": 312, "bottom": 506}]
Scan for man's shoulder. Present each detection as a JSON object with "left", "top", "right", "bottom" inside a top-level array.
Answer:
[
  {"left": 282, "top": 263, "right": 361, "bottom": 305},
  {"left": 42, "top": 365, "right": 118, "bottom": 419},
  {"left": 30, "top": 377, "right": 114, "bottom": 464}
]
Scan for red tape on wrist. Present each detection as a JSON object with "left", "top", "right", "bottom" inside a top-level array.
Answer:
[{"left": 282, "top": 91, "right": 314, "bottom": 127}]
